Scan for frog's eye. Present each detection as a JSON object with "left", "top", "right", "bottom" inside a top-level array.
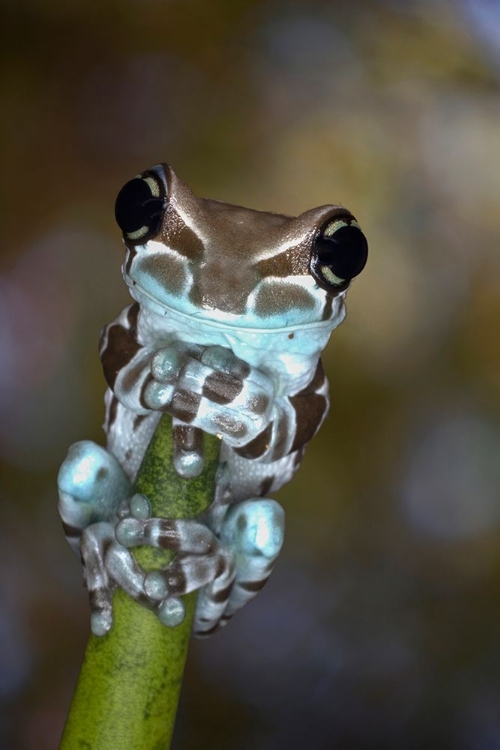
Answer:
[
  {"left": 310, "top": 216, "right": 368, "bottom": 292},
  {"left": 115, "top": 171, "right": 166, "bottom": 243}
]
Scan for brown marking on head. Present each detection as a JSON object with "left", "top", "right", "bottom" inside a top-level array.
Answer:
[
  {"left": 253, "top": 281, "right": 316, "bottom": 318},
  {"left": 138, "top": 252, "right": 190, "bottom": 298},
  {"left": 188, "top": 203, "right": 296, "bottom": 315},
  {"left": 255, "top": 245, "right": 310, "bottom": 279},
  {"left": 126, "top": 164, "right": 357, "bottom": 319},
  {"left": 160, "top": 204, "right": 205, "bottom": 261},
  {"left": 155, "top": 165, "right": 352, "bottom": 315}
]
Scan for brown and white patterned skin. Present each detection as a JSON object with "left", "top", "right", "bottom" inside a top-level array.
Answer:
[{"left": 57, "top": 163, "right": 367, "bottom": 637}]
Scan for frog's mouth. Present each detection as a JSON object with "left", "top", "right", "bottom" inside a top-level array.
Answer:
[{"left": 124, "top": 272, "right": 346, "bottom": 335}]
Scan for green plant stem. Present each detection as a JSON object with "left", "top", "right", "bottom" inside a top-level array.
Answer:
[{"left": 60, "top": 415, "right": 220, "bottom": 750}]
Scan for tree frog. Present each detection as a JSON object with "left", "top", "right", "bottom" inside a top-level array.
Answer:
[{"left": 57, "top": 163, "right": 367, "bottom": 637}]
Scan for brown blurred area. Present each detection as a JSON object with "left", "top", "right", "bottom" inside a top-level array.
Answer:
[{"left": 1, "top": 1, "right": 500, "bottom": 748}]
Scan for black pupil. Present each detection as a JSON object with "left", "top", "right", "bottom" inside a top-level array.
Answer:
[
  {"left": 114, "top": 178, "right": 164, "bottom": 236},
  {"left": 316, "top": 225, "right": 368, "bottom": 280}
]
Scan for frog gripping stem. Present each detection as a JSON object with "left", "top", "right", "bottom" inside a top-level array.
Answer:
[{"left": 58, "top": 162, "right": 367, "bottom": 747}]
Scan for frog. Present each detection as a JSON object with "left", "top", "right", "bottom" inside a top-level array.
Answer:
[{"left": 57, "top": 163, "right": 368, "bottom": 638}]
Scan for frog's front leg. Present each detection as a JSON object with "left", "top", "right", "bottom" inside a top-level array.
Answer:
[
  {"left": 100, "top": 307, "right": 278, "bottom": 463},
  {"left": 142, "top": 342, "right": 276, "bottom": 456}
]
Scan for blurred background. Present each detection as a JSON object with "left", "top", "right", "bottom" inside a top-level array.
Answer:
[{"left": 1, "top": 0, "right": 500, "bottom": 747}]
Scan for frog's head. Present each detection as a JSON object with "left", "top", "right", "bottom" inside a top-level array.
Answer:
[{"left": 114, "top": 164, "right": 367, "bottom": 332}]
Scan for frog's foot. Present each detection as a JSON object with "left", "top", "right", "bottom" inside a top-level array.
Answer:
[
  {"left": 80, "top": 519, "right": 152, "bottom": 636},
  {"left": 74, "top": 492, "right": 184, "bottom": 635},
  {"left": 115, "top": 514, "right": 237, "bottom": 631},
  {"left": 117, "top": 499, "right": 285, "bottom": 637},
  {"left": 57, "top": 440, "right": 132, "bottom": 555},
  {"left": 143, "top": 343, "right": 275, "bottom": 450},
  {"left": 195, "top": 499, "right": 285, "bottom": 636}
]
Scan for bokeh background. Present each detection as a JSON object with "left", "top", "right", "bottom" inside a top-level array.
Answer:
[{"left": 2, "top": 1, "right": 500, "bottom": 748}]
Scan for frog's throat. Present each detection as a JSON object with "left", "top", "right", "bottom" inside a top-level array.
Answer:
[{"left": 125, "top": 276, "right": 345, "bottom": 335}]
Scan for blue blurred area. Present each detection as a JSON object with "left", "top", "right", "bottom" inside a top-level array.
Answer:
[{"left": 1, "top": 1, "right": 500, "bottom": 747}]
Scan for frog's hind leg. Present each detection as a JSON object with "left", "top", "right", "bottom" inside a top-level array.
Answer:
[
  {"left": 115, "top": 515, "right": 237, "bottom": 628},
  {"left": 79, "top": 520, "right": 117, "bottom": 636},
  {"left": 114, "top": 502, "right": 284, "bottom": 637},
  {"left": 58, "top": 441, "right": 160, "bottom": 635},
  {"left": 194, "top": 499, "right": 285, "bottom": 636},
  {"left": 57, "top": 440, "right": 132, "bottom": 554},
  {"left": 82, "top": 516, "right": 160, "bottom": 636}
]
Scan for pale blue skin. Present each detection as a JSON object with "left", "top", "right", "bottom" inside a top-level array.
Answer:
[{"left": 57, "top": 163, "right": 363, "bottom": 637}]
